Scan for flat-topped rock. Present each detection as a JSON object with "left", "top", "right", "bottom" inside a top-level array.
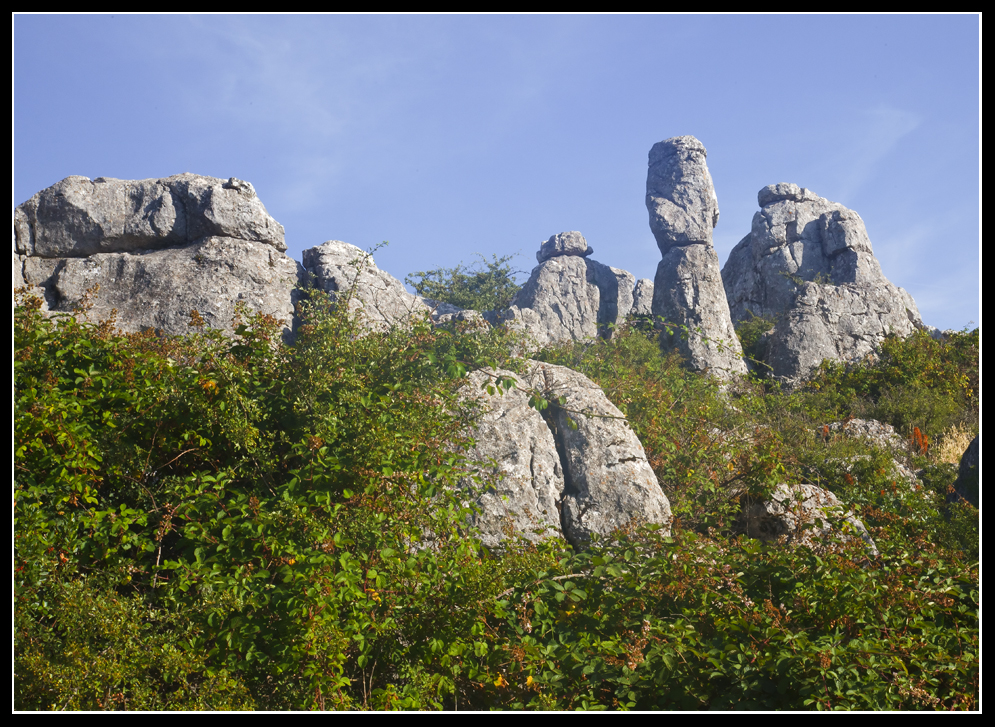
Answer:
[{"left": 15, "top": 173, "right": 286, "bottom": 258}]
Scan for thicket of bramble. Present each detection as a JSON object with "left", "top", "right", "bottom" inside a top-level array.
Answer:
[{"left": 14, "top": 264, "right": 978, "bottom": 710}]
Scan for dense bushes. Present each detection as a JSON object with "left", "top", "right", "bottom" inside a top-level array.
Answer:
[
  {"left": 405, "top": 253, "right": 524, "bottom": 312},
  {"left": 14, "top": 286, "right": 978, "bottom": 710}
]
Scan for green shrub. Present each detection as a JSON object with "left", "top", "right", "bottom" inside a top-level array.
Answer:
[
  {"left": 405, "top": 253, "right": 524, "bottom": 311},
  {"left": 14, "top": 286, "right": 979, "bottom": 710}
]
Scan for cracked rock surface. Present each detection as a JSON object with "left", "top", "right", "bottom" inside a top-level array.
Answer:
[
  {"left": 503, "top": 232, "right": 635, "bottom": 349},
  {"left": 301, "top": 240, "right": 430, "bottom": 333},
  {"left": 646, "top": 136, "right": 746, "bottom": 378},
  {"left": 736, "top": 483, "right": 878, "bottom": 556},
  {"left": 15, "top": 174, "right": 300, "bottom": 340},
  {"left": 462, "top": 362, "right": 671, "bottom": 548},
  {"left": 722, "top": 183, "right": 926, "bottom": 383}
]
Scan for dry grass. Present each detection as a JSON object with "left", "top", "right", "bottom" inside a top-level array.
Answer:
[{"left": 935, "top": 422, "right": 976, "bottom": 465}]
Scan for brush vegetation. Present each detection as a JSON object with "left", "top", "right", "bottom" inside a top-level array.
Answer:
[{"left": 14, "top": 261, "right": 978, "bottom": 710}]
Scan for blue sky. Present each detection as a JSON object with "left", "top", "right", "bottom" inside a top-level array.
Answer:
[{"left": 14, "top": 14, "right": 980, "bottom": 331}]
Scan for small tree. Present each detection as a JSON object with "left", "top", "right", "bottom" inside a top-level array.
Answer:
[{"left": 405, "top": 253, "right": 524, "bottom": 312}]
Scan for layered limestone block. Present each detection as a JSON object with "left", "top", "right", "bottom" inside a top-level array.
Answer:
[
  {"left": 736, "top": 483, "right": 878, "bottom": 556},
  {"left": 15, "top": 174, "right": 299, "bottom": 340},
  {"left": 503, "top": 232, "right": 635, "bottom": 348}
]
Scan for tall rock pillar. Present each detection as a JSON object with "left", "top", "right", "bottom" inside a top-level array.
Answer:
[{"left": 646, "top": 136, "right": 747, "bottom": 378}]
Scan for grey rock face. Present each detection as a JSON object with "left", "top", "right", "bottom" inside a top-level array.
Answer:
[
  {"left": 722, "top": 184, "right": 924, "bottom": 383},
  {"left": 646, "top": 135, "right": 720, "bottom": 252},
  {"left": 536, "top": 230, "right": 594, "bottom": 263},
  {"left": 819, "top": 418, "right": 905, "bottom": 452},
  {"left": 507, "top": 237, "right": 636, "bottom": 349},
  {"left": 646, "top": 136, "right": 746, "bottom": 378},
  {"left": 20, "top": 237, "right": 301, "bottom": 341},
  {"left": 529, "top": 362, "right": 671, "bottom": 546},
  {"left": 736, "top": 483, "right": 878, "bottom": 555},
  {"left": 15, "top": 174, "right": 299, "bottom": 341},
  {"left": 653, "top": 244, "right": 747, "bottom": 377},
  {"left": 631, "top": 279, "right": 654, "bottom": 316},
  {"left": 763, "top": 282, "right": 922, "bottom": 383},
  {"left": 461, "top": 362, "right": 671, "bottom": 548},
  {"left": 460, "top": 368, "right": 565, "bottom": 548},
  {"left": 301, "top": 240, "right": 430, "bottom": 332},
  {"left": 15, "top": 174, "right": 286, "bottom": 257}
]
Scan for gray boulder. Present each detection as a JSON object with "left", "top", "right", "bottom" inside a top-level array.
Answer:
[
  {"left": 15, "top": 173, "right": 286, "bottom": 257},
  {"left": 15, "top": 174, "right": 299, "bottom": 340},
  {"left": 21, "top": 237, "right": 300, "bottom": 341},
  {"left": 301, "top": 240, "right": 430, "bottom": 332},
  {"left": 505, "top": 233, "right": 635, "bottom": 349},
  {"left": 530, "top": 362, "right": 672, "bottom": 546},
  {"left": 461, "top": 362, "right": 672, "bottom": 548},
  {"left": 736, "top": 483, "right": 878, "bottom": 556},
  {"left": 722, "top": 184, "right": 924, "bottom": 383},
  {"left": 536, "top": 230, "right": 594, "bottom": 263},
  {"left": 460, "top": 368, "right": 566, "bottom": 548},
  {"left": 646, "top": 136, "right": 746, "bottom": 378}
]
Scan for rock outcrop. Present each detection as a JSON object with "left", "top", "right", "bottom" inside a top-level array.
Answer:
[
  {"left": 461, "top": 362, "right": 672, "bottom": 548},
  {"left": 501, "top": 232, "right": 636, "bottom": 349},
  {"left": 736, "top": 483, "right": 878, "bottom": 556},
  {"left": 646, "top": 136, "right": 747, "bottom": 378},
  {"left": 460, "top": 368, "right": 566, "bottom": 548},
  {"left": 722, "top": 183, "right": 925, "bottom": 383},
  {"left": 301, "top": 240, "right": 430, "bottom": 332},
  {"left": 15, "top": 174, "right": 300, "bottom": 341}
]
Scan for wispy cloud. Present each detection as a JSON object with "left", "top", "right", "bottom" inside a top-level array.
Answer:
[{"left": 836, "top": 104, "right": 921, "bottom": 200}]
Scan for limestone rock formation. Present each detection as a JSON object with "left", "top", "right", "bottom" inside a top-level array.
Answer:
[
  {"left": 460, "top": 368, "right": 565, "bottom": 548},
  {"left": 503, "top": 232, "right": 636, "bottom": 349},
  {"left": 722, "top": 183, "right": 925, "bottom": 383},
  {"left": 631, "top": 278, "right": 654, "bottom": 316},
  {"left": 646, "top": 136, "right": 747, "bottom": 378},
  {"left": 533, "top": 362, "right": 671, "bottom": 546},
  {"left": 736, "top": 483, "right": 878, "bottom": 556},
  {"left": 15, "top": 173, "right": 286, "bottom": 257},
  {"left": 461, "top": 362, "right": 671, "bottom": 548},
  {"left": 15, "top": 174, "right": 300, "bottom": 341},
  {"left": 301, "top": 240, "right": 430, "bottom": 332},
  {"left": 536, "top": 230, "right": 594, "bottom": 264}
]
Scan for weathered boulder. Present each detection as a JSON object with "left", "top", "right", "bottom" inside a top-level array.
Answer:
[
  {"left": 646, "top": 136, "right": 746, "bottom": 378},
  {"left": 460, "top": 368, "right": 565, "bottom": 548},
  {"left": 461, "top": 362, "right": 672, "bottom": 548},
  {"left": 504, "top": 232, "right": 635, "bottom": 348},
  {"left": 536, "top": 230, "right": 594, "bottom": 264},
  {"left": 646, "top": 136, "right": 720, "bottom": 252},
  {"left": 736, "top": 483, "right": 878, "bottom": 556},
  {"left": 301, "top": 240, "right": 430, "bottom": 332},
  {"left": 722, "top": 184, "right": 925, "bottom": 383},
  {"left": 21, "top": 237, "right": 301, "bottom": 340},
  {"left": 818, "top": 418, "right": 905, "bottom": 452},
  {"left": 15, "top": 174, "right": 286, "bottom": 257},
  {"left": 15, "top": 174, "right": 299, "bottom": 340},
  {"left": 530, "top": 362, "right": 672, "bottom": 546}
]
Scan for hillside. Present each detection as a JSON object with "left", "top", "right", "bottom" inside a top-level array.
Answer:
[{"left": 14, "top": 279, "right": 979, "bottom": 710}]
